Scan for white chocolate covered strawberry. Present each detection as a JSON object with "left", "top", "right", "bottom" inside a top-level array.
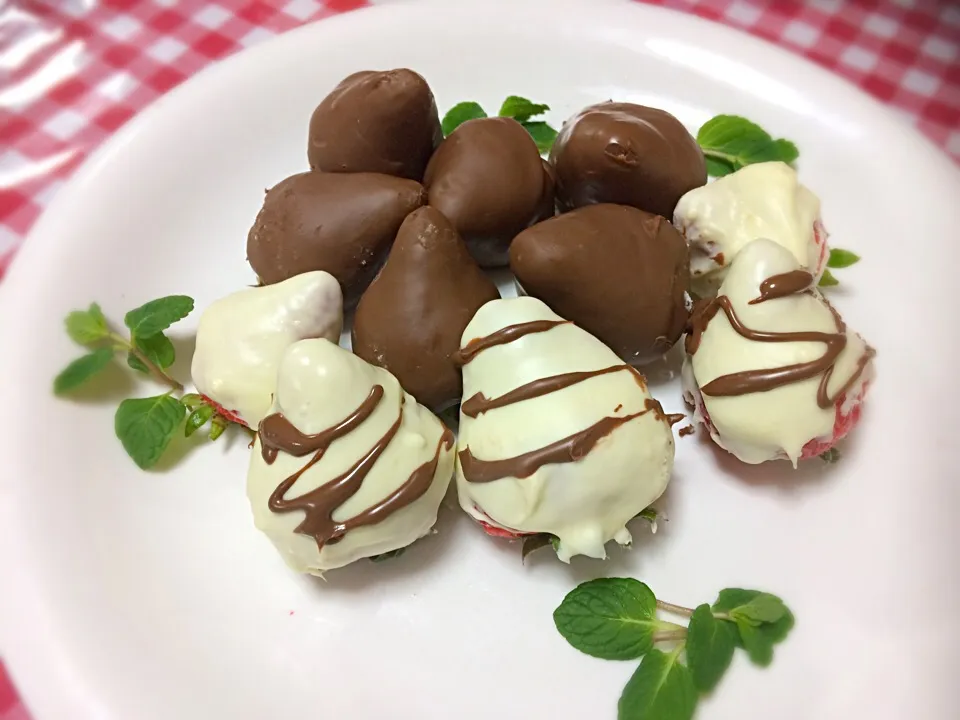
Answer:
[
  {"left": 682, "top": 238, "right": 875, "bottom": 466},
  {"left": 674, "top": 162, "right": 828, "bottom": 297},
  {"left": 454, "top": 297, "right": 676, "bottom": 562},
  {"left": 247, "top": 339, "right": 454, "bottom": 574},
  {"left": 190, "top": 271, "right": 343, "bottom": 426}
]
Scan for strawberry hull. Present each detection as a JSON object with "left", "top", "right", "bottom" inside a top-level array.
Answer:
[{"left": 199, "top": 394, "right": 248, "bottom": 428}]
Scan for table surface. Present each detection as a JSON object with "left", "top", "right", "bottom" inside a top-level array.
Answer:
[{"left": 1, "top": 0, "right": 957, "bottom": 717}]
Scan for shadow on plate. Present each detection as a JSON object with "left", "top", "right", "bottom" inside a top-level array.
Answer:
[
  {"left": 169, "top": 332, "right": 196, "bottom": 379},
  {"left": 60, "top": 358, "right": 137, "bottom": 403},
  {"left": 695, "top": 419, "right": 860, "bottom": 490},
  {"left": 638, "top": 342, "right": 684, "bottom": 388}
]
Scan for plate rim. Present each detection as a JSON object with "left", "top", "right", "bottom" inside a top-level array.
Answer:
[{"left": 1, "top": 0, "right": 958, "bottom": 717}]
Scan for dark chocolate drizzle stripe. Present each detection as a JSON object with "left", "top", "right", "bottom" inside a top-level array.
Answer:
[
  {"left": 686, "top": 285, "right": 875, "bottom": 409},
  {"left": 452, "top": 320, "right": 569, "bottom": 366},
  {"left": 259, "top": 386, "right": 383, "bottom": 465},
  {"left": 459, "top": 407, "right": 651, "bottom": 484},
  {"left": 258, "top": 385, "right": 450, "bottom": 551},
  {"left": 461, "top": 365, "right": 635, "bottom": 418},
  {"left": 748, "top": 270, "right": 814, "bottom": 305}
]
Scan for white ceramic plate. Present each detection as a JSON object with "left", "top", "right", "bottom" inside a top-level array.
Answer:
[{"left": 2, "top": 0, "right": 959, "bottom": 717}]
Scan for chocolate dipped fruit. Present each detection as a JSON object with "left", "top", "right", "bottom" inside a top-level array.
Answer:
[
  {"left": 454, "top": 297, "right": 675, "bottom": 562},
  {"left": 550, "top": 102, "right": 706, "bottom": 219},
  {"left": 248, "top": 338, "right": 455, "bottom": 574},
  {"left": 682, "top": 238, "right": 875, "bottom": 466},
  {"left": 424, "top": 117, "right": 554, "bottom": 267},
  {"left": 308, "top": 69, "right": 443, "bottom": 182},
  {"left": 353, "top": 207, "right": 499, "bottom": 410},
  {"left": 246, "top": 171, "right": 425, "bottom": 306},
  {"left": 510, "top": 203, "right": 690, "bottom": 365}
]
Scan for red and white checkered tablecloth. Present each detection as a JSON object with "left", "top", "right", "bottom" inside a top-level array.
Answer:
[{"left": 0, "top": 0, "right": 957, "bottom": 716}]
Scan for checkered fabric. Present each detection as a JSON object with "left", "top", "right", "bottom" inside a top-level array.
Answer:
[{"left": 0, "top": 0, "right": 957, "bottom": 716}]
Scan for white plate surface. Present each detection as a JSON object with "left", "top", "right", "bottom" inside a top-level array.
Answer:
[{"left": 2, "top": 1, "right": 959, "bottom": 718}]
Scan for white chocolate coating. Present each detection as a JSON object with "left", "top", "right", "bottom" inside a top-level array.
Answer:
[
  {"left": 682, "top": 238, "right": 874, "bottom": 466},
  {"left": 456, "top": 297, "right": 674, "bottom": 562},
  {"left": 191, "top": 271, "right": 343, "bottom": 426},
  {"left": 673, "top": 162, "right": 825, "bottom": 296},
  {"left": 247, "top": 339, "right": 454, "bottom": 574}
]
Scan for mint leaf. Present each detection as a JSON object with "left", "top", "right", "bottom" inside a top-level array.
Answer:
[
  {"left": 771, "top": 138, "right": 799, "bottom": 164},
  {"left": 114, "top": 395, "right": 186, "bottom": 469},
  {"left": 53, "top": 347, "right": 115, "bottom": 395},
  {"left": 185, "top": 404, "right": 215, "bottom": 437},
  {"left": 818, "top": 269, "right": 839, "bottom": 287},
  {"left": 124, "top": 296, "right": 194, "bottom": 339},
  {"left": 730, "top": 593, "right": 788, "bottom": 625},
  {"left": 442, "top": 102, "right": 487, "bottom": 136},
  {"left": 714, "top": 589, "right": 794, "bottom": 664},
  {"left": 499, "top": 96, "right": 549, "bottom": 123},
  {"left": 618, "top": 647, "right": 698, "bottom": 720},
  {"left": 128, "top": 332, "right": 175, "bottom": 373},
  {"left": 522, "top": 121, "right": 558, "bottom": 154},
  {"left": 686, "top": 604, "right": 736, "bottom": 693},
  {"left": 704, "top": 156, "right": 735, "bottom": 177},
  {"left": 554, "top": 578, "right": 658, "bottom": 660},
  {"left": 521, "top": 533, "right": 555, "bottom": 562},
  {"left": 65, "top": 303, "right": 108, "bottom": 345},
  {"left": 827, "top": 248, "right": 861, "bottom": 269},
  {"left": 736, "top": 618, "right": 775, "bottom": 666},
  {"left": 697, "top": 115, "right": 799, "bottom": 173}
]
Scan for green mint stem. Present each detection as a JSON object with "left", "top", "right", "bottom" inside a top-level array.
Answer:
[
  {"left": 109, "top": 332, "right": 183, "bottom": 392},
  {"left": 657, "top": 600, "right": 695, "bottom": 617},
  {"left": 653, "top": 629, "right": 688, "bottom": 643},
  {"left": 712, "top": 612, "right": 732, "bottom": 622}
]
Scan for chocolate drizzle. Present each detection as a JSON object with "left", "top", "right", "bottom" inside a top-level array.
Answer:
[
  {"left": 257, "top": 385, "right": 452, "bottom": 550},
  {"left": 748, "top": 270, "right": 813, "bottom": 305},
  {"left": 259, "top": 386, "right": 383, "bottom": 465},
  {"left": 459, "top": 408, "right": 651, "bottom": 484},
  {"left": 461, "top": 365, "right": 633, "bottom": 418},
  {"left": 643, "top": 397, "right": 685, "bottom": 427},
  {"left": 687, "top": 280, "right": 875, "bottom": 409},
  {"left": 452, "top": 320, "right": 568, "bottom": 366}
]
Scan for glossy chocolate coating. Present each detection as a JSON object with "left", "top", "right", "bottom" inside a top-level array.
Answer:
[
  {"left": 247, "top": 171, "right": 425, "bottom": 306},
  {"left": 549, "top": 102, "right": 706, "bottom": 219},
  {"left": 424, "top": 117, "right": 554, "bottom": 268},
  {"left": 352, "top": 206, "right": 500, "bottom": 409},
  {"left": 308, "top": 69, "right": 443, "bottom": 181},
  {"left": 510, "top": 203, "right": 690, "bottom": 364}
]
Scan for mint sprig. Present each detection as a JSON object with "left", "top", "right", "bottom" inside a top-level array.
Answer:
[
  {"left": 696, "top": 115, "right": 799, "bottom": 177},
  {"left": 441, "top": 95, "right": 559, "bottom": 154},
  {"left": 55, "top": 296, "right": 248, "bottom": 469},
  {"left": 554, "top": 579, "right": 794, "bottom": 719}
]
